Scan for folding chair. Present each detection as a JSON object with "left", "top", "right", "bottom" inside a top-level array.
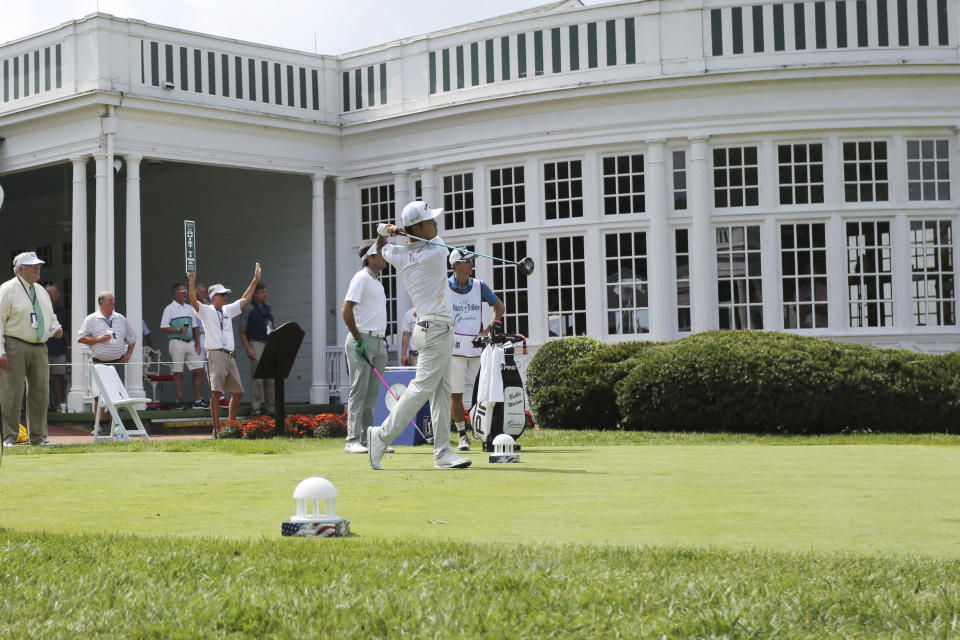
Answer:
[{"left": 90, "top": 364, "right": 152, "bottom": 443}]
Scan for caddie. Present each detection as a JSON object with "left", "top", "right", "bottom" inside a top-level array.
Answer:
[{"left": 447, "top": 249, "right": 504, "bottom": 451}]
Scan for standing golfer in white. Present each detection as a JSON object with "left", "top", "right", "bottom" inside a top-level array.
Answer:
[
  {"left": 342, "top": 240, "right": 390, "bottom": 454},
  {"left": 367, "top": 201, "right": 471, "bottom": 470}
]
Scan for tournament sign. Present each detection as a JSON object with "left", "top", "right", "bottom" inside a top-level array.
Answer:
[{"left": 184, "top": 220, "right": 197, "bottom": 273}]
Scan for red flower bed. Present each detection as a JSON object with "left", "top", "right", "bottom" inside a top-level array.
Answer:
[
  {"left": 284, "top": 414, "right": 319, "bottom": 438},
  {"left": 242, "top": 415, "right": 276, "bottom": 439}
]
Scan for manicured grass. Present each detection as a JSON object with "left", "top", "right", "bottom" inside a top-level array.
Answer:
[
  {"left": 3, "top": 431, "right": 960, "bottom": 637},
  {"left": 1, "top": 531, "right": 959, "bottom": 639},
  {"left": 2, "top": 432, "right": 960, "bottom": 556}
]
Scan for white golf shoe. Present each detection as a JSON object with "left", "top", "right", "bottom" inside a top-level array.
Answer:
[
  {"left": 457, "top": 434, "right": 470, "bottom": 451},
  {"left": 434, "top": 449, "right": 472, "bottom": 469},
  {"left": 344, "top": 442, "right": 368, "bottom": 454},
  {"left": 367, "top": 426, "right": 387, "bottom": 470}
]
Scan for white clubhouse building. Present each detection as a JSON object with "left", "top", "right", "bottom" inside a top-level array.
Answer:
[{"left": 0, "top": 0, "right": 957, "bottom": 409}]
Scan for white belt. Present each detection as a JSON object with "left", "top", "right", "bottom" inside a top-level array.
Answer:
[
  {"left": 419, "top": 314, "right": 453, "bottom": 323},
  {"left": 361, "top": 331, "right": 385, "bottom": 339}
]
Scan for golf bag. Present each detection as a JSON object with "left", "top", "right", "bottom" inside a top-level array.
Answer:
[{"left": 469, "top": 327, "right": 527, "bottom": 452}]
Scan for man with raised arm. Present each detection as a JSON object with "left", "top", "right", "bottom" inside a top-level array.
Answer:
[{"left": 187, "top": 263, "right": 261, "bottom": 433}]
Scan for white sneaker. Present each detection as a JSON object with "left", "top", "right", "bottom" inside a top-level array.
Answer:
[
  {"left": 435, "top": 449, "right": 472, "bottom": 469},
  {"left": 367, "top": 426, "right": 387, "bottom": 470},
  {"left": 2, "top": 441, "right": 14, "bottom": 448},
  {"left": 385, "top": 445, "right": 395, "bottom": 453},
  {"left": 344, "top": 442, "right": 368, "bottom": 454},
  {"left": 457, "top": 434, "right": 470, "bottom": 451}
]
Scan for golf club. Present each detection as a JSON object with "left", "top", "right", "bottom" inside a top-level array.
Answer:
[
  {"left": 396, "top": 230, "right": 535, "bottom": 276},
  {"left": 359, "top": 351, "right": 429, "bottom": 441}
]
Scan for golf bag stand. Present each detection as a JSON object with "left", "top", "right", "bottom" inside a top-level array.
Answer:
[{"left": 468, "top": 326, "right": 528, "bottom": 452}]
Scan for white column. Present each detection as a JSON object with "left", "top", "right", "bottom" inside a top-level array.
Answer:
[
  {"left": 393, "top": 171, "right": 409, "bottom": 217},
  {"left": 67, "top": 156, "right": 89, "bottom": 412},
  {"left": 310, "top": 173, "right": 329, "bottom": 404},
  {"left": 889, "top": 134, "right": 913, "bottom": 332},
  {"left": 93, "top": 152, "right": 109, "bottom": 303},
  {"left": 646, "top": 140, "right": 672, "bottom": 341},
  {"left": 419, "top": 166, "right": 437, "bottom": 207},
  {"left": 334, "top": 177, "right": 352, "bottom": 348},
  {"left": 688, "top": 136, "right": 715, "bottom": 333},
  {"left": 104, "top": 109, "right": 118, "bottom": 292},
  {"left": 124, "top": 155, "right": 146, "bottom": 399}
]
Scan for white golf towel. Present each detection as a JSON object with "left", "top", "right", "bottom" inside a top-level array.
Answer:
[{"left": 477, "top": 344, "right": 505, "bottom": 403}]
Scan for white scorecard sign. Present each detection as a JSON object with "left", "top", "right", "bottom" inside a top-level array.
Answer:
[{"left": 184, "top": 220, "right": 197, "bottom": 273}]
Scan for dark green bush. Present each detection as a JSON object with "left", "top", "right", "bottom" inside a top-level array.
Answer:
[
  {"left": 525, "top": 336, "right": 604, "bottom": 402},
  {"left": 613, "top": 331, "right": 960, "bottom": 433},
  {"left": 531, "top": 342, "right": 660, "bottom": 429}
]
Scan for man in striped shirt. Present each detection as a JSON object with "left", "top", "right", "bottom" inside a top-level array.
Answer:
[{"left": 78, "top": 290, "right": 138, "bottom": 434}]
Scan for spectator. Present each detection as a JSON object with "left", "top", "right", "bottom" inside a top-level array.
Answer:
[
  {"left": 239, "top": 282, "right": 275, "bottom": 415},
  {"left": 77, "top": 290, "right": 138, "bottom": 432},
  {"left": 142, "top": 319, "right": 153, "bottom": 348},
  {"left": 400, "top": 306, "right": 418, "bottom": 367},
  {"left": 160, "top": 282, "right": 206, "bottom": 409},
  {"left": 187, "top": 265, "right": 261, "bottom": 433},
  {"left": 0, "top": 252, "right": 63, "bottom": 447},
  {"left": 45, "top": 283, "right": 68, "bottom": 411},
  {"left": 447, "top": 249, "right": 504, "bottom": 451}
]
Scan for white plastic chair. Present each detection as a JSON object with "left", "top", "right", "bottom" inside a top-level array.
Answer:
[{"left": 90, "top": 364, "right": 152, "bottom": 443}]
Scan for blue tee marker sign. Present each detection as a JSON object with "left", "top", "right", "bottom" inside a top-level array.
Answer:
[{"left": 184, "top": 220, "right": 197, "bottom": 273}]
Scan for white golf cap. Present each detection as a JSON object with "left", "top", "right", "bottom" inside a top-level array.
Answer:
[
  {"left": 400, "top": 200, "right": 443, "bottom": 227},
  {"left": 448, "top": 249, "right": 474, "bottom": 266},
  {"left": 13, "top": 251, "right": 44, "bottom": 267},
  {"left": 208, "top": 283, "right": 232, "bottom": 297},
  {"left": 363, "top": 243, "right": 379, "bottom": 259}
]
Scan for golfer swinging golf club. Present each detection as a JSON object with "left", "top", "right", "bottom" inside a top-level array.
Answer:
[{"left": 367, "top": 201, "right": 471, "bottom": 470}]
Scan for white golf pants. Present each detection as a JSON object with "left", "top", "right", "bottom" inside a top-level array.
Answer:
[{"left": 377, "top": 317, "right": 453, "bottom": 458}]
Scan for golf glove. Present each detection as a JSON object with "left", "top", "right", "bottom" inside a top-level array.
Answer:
[
  {"left": 377, "top": 223, "right": 390, "bottom": 237},
  {"left": 353, "top": 338, "right": 367, "bottom": 357}
]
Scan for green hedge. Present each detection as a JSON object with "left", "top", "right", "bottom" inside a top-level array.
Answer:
[
  {"left": 530, "top": 342, "right": 660, "bottom": 430},
  {"left": 525, "top": 336, "right": 604, "bottom": 402},
  {"left": 530, "top": 332, "right": 960, "bottom": 433}
]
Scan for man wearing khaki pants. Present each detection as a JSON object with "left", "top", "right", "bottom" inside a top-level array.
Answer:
[{"left": 0, "top": 252, "right": 63, "bottom": 448}]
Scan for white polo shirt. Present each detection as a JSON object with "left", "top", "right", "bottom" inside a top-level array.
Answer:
[
  {"left": 196, "top": 300, "right": 244, "bottom": 352},
  {"left": 382, "top": 239, "right": 453, "bottom": 321},
  {"left": 344, "top": 267, "right": 387, "bottom": 335},
  {"left": 77, "top": 310, "right": 137, "bottom": 361}
]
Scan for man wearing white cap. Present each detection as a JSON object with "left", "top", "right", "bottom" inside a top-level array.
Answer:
[
  {"left": 0, "top": 252, "right": 63, "bottom": 447},
  {"left": 187, "top": 264, "right": 261, "bottom": 433},
  {"left": 447, "top": 249, "right": 505, "bottom": 451},
  {"left": 367, "top": 201, "right": 472, "bottom": 470},
  {"left": 341, "top": 240, "right": 390, "bottom": 454}
]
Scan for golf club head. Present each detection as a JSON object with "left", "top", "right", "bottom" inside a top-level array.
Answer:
[{"left": 518, "top": 257, "right": 535, "bottom": 276}]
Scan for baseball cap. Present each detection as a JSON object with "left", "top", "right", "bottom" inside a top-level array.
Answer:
[
  {"left": 13, "top": 251, "right": 44, "bottom": 267},
  {"left": 400, "top": 200, "right": 443, "bottom": 227},
  {"left": 363, "top": 243, "right": 379, "bottom": 260},
  {"left": 208, "top": 284, "right": 232, "bottom": 297},
  {"left": 448, "top": 249, "right": 474, "bottom": 266}
]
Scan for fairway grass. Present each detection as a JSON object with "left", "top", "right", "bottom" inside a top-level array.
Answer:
[
  {"left": 2, "top": 433, "right": 960, "bottom": 556},
  {"left": 3, "top": 433, "right": 960, "bottom": 637},
  {"left": 2, "top": 531, "right": 960, "bottom": 639}
]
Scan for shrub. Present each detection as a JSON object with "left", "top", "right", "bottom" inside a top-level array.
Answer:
[
  {"left": 613, "top": 331, "right": 960, "bottom": 433},
  {"left": 215, "top": 419, "right": 243, "bottom": 439},
  {"left": 312, "top": 413, "right": 347, "bottom": 439},
  {"left": 242, "top": 416, "right": 277, "bottom": 439},
  {"left": 525, "top": 336, "right": 604, "bottom": 402},
  {"left": 284, "top": 414, "right": 318, "bottom": 438},
  {"left": 531, "top": 341, "right": 660, "bottom": 429}
]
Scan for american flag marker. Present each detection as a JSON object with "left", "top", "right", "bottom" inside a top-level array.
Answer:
[{"left": 281, "top": 476, "right": 350, "bottom": 538}]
